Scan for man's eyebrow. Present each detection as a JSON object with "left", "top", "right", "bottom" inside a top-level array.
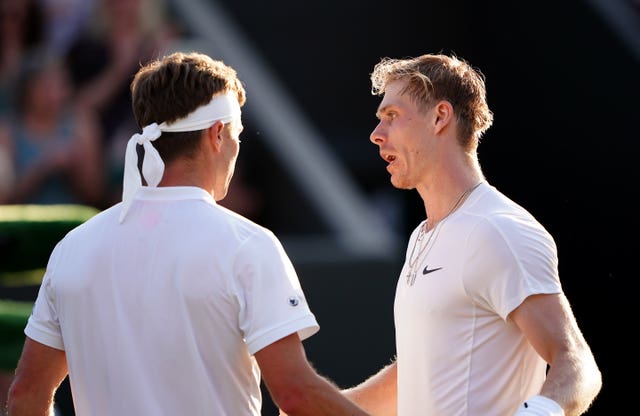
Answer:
[{"left": 376, "top": 105, "right": 392, "bottom": 118}]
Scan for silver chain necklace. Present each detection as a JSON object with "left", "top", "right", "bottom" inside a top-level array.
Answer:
[{"left": 406, "top": 181, "right": 484, "bottom": 286}]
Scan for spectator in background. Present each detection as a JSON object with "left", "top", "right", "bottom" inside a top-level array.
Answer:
[
  {"left": 0, "top": 133, "right": 13, "bottom": 197},
  {"left": 65, "top": 0, "right": 183, "bottom": 207},
  {"left": 0, "top": 0, "right": 45, "bottom": 116},
  {"left": 39, "top": 0, "right": 99, "bottom": 57},
  {"left": 0, "top": 51, "right": 104, "bottom": 207}
]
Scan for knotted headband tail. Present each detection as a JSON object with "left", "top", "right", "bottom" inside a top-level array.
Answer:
[
  {"left": 118, "top": 92, "right": 241, "bottom": 223},
  {"left": 119, "top": 123, "right": 164, "bottom": 223}
]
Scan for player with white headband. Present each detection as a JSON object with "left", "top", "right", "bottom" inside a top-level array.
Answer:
[
  {"left": 9, "top": 51, "right": 371, "bottom": 416},
  {"left": 119, "top": 90, "right": 242, "bottom": 223}
]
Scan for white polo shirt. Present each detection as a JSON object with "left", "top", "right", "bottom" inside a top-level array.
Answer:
[
  {"left": 395, "top": 182, "right": 562, "bottom": 415},
  {"left": 25, "top": 186, "right": 319, "bottom": 415}
]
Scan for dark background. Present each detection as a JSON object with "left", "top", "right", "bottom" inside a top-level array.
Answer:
[{"left": 210, "top": 0, "right": 637, "bottom": 414}]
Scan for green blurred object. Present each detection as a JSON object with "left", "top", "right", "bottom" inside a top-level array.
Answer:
[
  {"left": 0, "top": 204, "right": 99, "bottom": 273},
  {"left": 0, "top": 204, "right": 99, "bottom": 374},
  {"left": 0, "top": 269, "right": 46, "bottom": 287},
  {"left": 0, "top": 299, "right": 33, "bottom": 371}
]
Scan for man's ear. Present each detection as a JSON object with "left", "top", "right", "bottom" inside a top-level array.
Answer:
[
  {"left": 433, "top": 100, "right": 454, "bottom": 134},
  {"left": 206, "top": 120, "right": 225, "bottom": 152}
]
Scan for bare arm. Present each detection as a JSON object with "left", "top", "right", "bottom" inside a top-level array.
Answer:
[
  {"left": 7, "top": 337, "right": 68, "bottom": 416},
  {"left": 342, "top": 360, "right": 397, "bottom": 416},
  {"left": 255, "top": 333, "right": 371, "bottom": 416},
  {"left": 510, "top": 293, "right": 602, "bottom": 416}
]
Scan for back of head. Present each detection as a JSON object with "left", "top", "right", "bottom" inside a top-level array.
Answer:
[
  {"left": 130, "top": 51, "right": 246, "bottom": 161},
  {"left": 371, "top": 53, "right": 494, "bottom": 147}
]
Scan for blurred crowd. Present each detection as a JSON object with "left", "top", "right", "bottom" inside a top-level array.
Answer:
[
  {"left": 0, "top": 0, "right": 191, "bottom": 211},
  {"left": 0, "top": 0, "right": 403, "bottom": 236}
]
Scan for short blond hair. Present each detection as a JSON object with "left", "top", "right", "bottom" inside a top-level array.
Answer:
[{"left": 371, "top": 54, "right": 494, "bottom": 147}]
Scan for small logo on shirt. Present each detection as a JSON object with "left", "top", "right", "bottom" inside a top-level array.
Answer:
[
  {"left": 287, "top": 296, "right": 300, "bottom": 307},
  {"left": 423, "top": 265, "right": 443, "bottom": 275}
]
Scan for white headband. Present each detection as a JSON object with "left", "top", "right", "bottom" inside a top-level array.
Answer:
[{"left": 119, "top": 91, "right": 241, "bottom": 223}]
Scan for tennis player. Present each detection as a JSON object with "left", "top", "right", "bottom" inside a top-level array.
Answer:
[
  {"left": 343, "top": 53, "right": 602, "bottom": 416},
  {"left": 7, "top": 51, "right": 370, "bottom": 416}
]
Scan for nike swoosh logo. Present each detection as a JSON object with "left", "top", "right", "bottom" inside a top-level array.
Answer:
[{"left": 423, "top": 265, "right": 443, "bottom": 275}]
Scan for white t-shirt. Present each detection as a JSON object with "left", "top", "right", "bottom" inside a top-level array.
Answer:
[
  {"left": 25, "top": 186, "right": 319, "bottom": 416},
  {"left": 395, "top": 182, "right": 562, "bottom": 416}
]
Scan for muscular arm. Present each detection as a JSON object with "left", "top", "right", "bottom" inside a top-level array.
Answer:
[
  {"left": 510, "top": 293, "right": 602, "bottom": 416},
  {"left": 7, "top": 337, "right": 68, "bottom": 416},
  {"left": 255, "top": 333, "right": 370, "bottom": 416},
  {"left": 342, "top": 360, "right": 397, "bottom": 416}
]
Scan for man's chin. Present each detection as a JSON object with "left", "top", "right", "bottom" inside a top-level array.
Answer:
[{"left": 390, "top": 177, "right": 412, "bottom": 190}]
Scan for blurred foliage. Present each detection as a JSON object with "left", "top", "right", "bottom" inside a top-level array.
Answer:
[
  {"left": 0, "top": 299, "right": 33, "bottom": 371},
  {"left": 0, "top": 204, "right": 99, "bottom": 273}
]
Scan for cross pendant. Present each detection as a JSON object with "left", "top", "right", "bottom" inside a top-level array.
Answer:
[{"left": 406, "top": 270, "right": 417, "bottom": 286}]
